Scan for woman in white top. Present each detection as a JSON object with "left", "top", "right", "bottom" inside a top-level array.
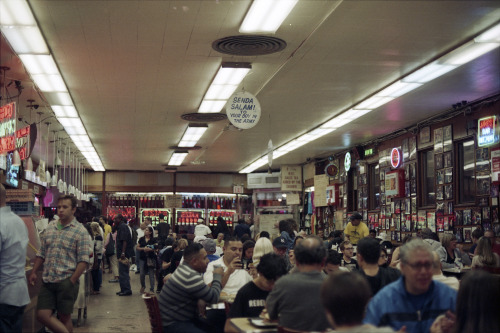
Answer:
[{"left": 472, "top": 236, "right": 500, "bottom": 269}]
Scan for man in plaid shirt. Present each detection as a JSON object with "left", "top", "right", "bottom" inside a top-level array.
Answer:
[{"left": 29, "top": 195, "right": 91, "bottom": 333}]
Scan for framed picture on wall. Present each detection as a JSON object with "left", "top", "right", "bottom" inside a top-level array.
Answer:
[
  {"left": 464, "top": 228, "right": 472, "bottom": 243},
  {"left": 482, "top": 207, "right": 491, "bottom": 222},
  {"left": 411, "top": 180, "right": 417, "bottom": 196},
  {"left": 463, "top": 209, "right": 472, "bottom": 225},
  {"left": 476, "top": 176, "right": 491, "bottom": 196},
  {"left": 420, "top": 126, "right": 431, "bottom": 144},
  {"left": 436, "top": 186, "right": 444, "bottom": 200},
  {"left": 444, "top": 151, "right": 453, "bottom": 168},
  {"left": 455, "top": 210, "right": 463, "bottom": 225},
  {"left": 493, "top": 207, "right": 499, "bottom": 223},
  {"left": 410, "top": 163, "right": 416, "bottom": 179},
  {"left": 435, "top": 154, "right": 443, "bottom": 170},
  {"left": 443, "top": 125, "right": 453, "bottom": 152},
  {"left": 434, "top": 127, "right": 443, "bottom": 154},
  {"left": 445, "top": 168, "right": 453, "bottom": 183},
  {"left": 437, "top": 170, "right": 444, "bottom": 185},
  {"left": 402, "top": 138, "right": 409, "bottom": 161},
  {"left": 409, "top": 136, "right": 417, "bottom": 160},
  {"left": 444, "top": 184, "right": 453, "bottom": 200}
]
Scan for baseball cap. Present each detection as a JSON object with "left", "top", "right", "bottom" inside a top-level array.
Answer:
[
  {"left": 272, "top": 236, "right": 287, "bottom": 248},
  {"left": 193, "top": 235, "right": 207, "bottom": 244},
  {"left": 203, "top": 239, "right": 216, "bottom": 253},
  {"left": 349, "top": 212, "right": 363, "bottom": 221},
  {"left": 197, "top": 218, "right": 204, "bottom": 224}
]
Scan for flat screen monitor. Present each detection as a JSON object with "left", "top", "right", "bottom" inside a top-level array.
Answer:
[{"left": 6, "top": 152, "right": 20, "bottom": 188}]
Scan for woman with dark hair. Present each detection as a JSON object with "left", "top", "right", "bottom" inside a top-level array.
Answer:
[
  {"left": 241, "top": 240, "right": 255, "bottom": 270},
  {"left": 437, "top": 234, "right": 471, "bottom": 269},
  {"left": 279, "top": 219, "right": 295, "bottom": 251},
  {"left": 378, "top": 247, "right": 389, "bottom": 268},
  {"left": 431, "top": 270, "right": 500, "bottom": 333},
  {"left": 136, "top": 226, "right": 157, "bottom": 293},
  {"left": 213, "top": 216, "right": 231, "bottom": 239},
  {"left": 472, "top": 236, "right": 500, "bottom": 269}
]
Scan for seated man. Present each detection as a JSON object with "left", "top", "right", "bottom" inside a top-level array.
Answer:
[
  {"left": 321, "top": 272, "right": 395, "bottom": 332},
  {"left": 225, "top": 253, "right": 288, "bottom": 330},
  {"left": 158, "top": 243, "right": 224, "bottom": 333},
  {"left": 356, "top": 237, "right": 400, "bottom": 295},
  {"left": 340, "top": 240, "right": 359, "bottom": 271},
  {"left": 431, "top": 251, "right": 459, "bottom": 290},
  {"left": 266, "top": 236, "right": 330, "bottom": 332},
  {"left": 323, "top": 250, "right": 349, "bottom": 275},
  {"left": 364, "top": 239, "right": 457, "bottom": 332}
]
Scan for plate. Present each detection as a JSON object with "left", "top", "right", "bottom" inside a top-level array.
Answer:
[{"left": 249, "top": 318, "right": 278, "bottom": 328}]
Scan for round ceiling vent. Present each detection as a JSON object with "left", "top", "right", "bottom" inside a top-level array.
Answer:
[
  {"left": 168, "top": 145, "right": 202, "bottom": 150},
  {"left": 181, "top": 113, "right": 227, "bottom": 122},
  {"left": 212, "top": 35, "right": 287, "bottom": 56}
]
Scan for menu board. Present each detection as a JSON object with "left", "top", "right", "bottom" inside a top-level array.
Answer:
[
  {"left": 165, "top": 194, "right": 183, "bottom": 208},
  {"left": 314, "top": 174, "right": 329, "bottom": 207},
  {"left": 258, "top": 214, "right": 294, "bottom": 238}
]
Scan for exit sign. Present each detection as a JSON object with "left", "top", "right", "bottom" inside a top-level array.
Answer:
[
  {"left": 364, "top": 148, "right": 376, "bottom": 157},
  {"left": 233, "top": 185, "right": 244, "bottom": 194}
]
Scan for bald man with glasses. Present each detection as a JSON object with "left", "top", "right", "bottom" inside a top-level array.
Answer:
[{"left": 363, "top": 239, "right": 457, "bottom": 333}]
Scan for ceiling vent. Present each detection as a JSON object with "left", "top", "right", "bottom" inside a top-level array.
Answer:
[
  {"left": 247, "top": 172, "right": 281, "bottom": 189},
  {"left": 212, "top": 35, "right": 287, "bottom": 56},
  {"left": 181, "top": 113, "right": 227, "bottom": 122},
  {"left": 168, "top": 145, "right": 201, "bottom": 151}
]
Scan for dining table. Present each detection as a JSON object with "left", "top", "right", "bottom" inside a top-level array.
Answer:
[{"left": 226, "top": 317, "right": 278, "bottom": 333}]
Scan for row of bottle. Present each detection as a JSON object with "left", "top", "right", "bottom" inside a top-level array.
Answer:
[
  {"left": 181, "top": 196, "right": 237, "bottom": 209},
  {"left": 208, "top": 212, "right": 234, "bottom": 226},
  {"left": 107, "top": 195, "right": 164, "bottom": 208}
]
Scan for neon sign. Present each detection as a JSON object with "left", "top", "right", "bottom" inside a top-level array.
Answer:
[
  {"left": 478, "top": 116, "right": 499, "bottom": 147},
  {"left": 391, "top": 148, "right": 402, "bottom": 168}
]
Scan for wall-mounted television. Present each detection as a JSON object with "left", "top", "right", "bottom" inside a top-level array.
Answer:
[{"left": 6, "top": 152, "right": 20, "bottom": 188}]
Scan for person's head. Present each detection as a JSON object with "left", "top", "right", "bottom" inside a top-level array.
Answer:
[
  {"left": 259, "top": 231, "right": 270, "bottom": 239},
  {"left": 90, "top": 222, "right": 100, "bottom": 236},
  {"left": 202, "top": 238, "right": 217, "bottom": 255},
  {"left": 255, "top": 253, "right": 288, "bottom": 291},
  {"left": 164, "top": 237, "right": 175, "bottom": 248},
  {"left": 484, "top": 230, "right": 495, "bottom": 241},
  {"left": 217, "top": 216, "right": 227, "bottom": 228},
  {"left": 278, "top": 219, "right": 294, "bottom": 236},
  {"left": 349, "top": 212, "right": 363, "bottom": 226},
  {"left": 113, "top": 214, "right": 124, "bottom": 226},
  {"left": 421, "top": 228, "right": 439, "bottom": 241},
  {"left": 197, "top": 218, "right": 205, "bottom": 224},
  {"left": 321, "top": 272, "right": 372, "bottom": 328},
  {"left": 475, "top": 236, "right": 496, "bottom": 266},
  {"left": 294, "top": 236, "right": 327, "bottom": 267},
  {"left": 356, "top": 237, "right": 380, "bottom": 265},
  {"left": 317, "top": 229, "right": 325, "bottom": 239},
  {"left": 184, "top": 243, "right": 209, "bottom": 273},
  {"left": 0, "top": 184, "right": 6, "bottom": 207},
  {"left": 327, "top": 231, "right": 336, "bottom": 240},
  {"left": 99, "top": 216, "right": 107, "bottom": 225},
  {"left": 340, "top": 240, "right": 354, "bottom": 259},
  {"left": 369, "top": 229, "right": 377, "bottom": 238},
  {"left": 240, "top": 234, "right": 251, "bottom": 243},
  {"left": 272, "top": 236, "right": 288, "bottom": 257},
  {"left": 143, "top": 217, "right": 152, "bottom": 226},
  {"left": 158, "top": 213, "right": 164, "bottom": 221},
  {"left": 471, "top": 228, "right": 484, "bottom": 243},
  {"left": 253, "top": 237, "right": 274, "bottom": 266},
  {"left": 145, "top": 226, "right": 154, "bottom": 237},
  {"left": 217, "top": 233, "right": 224, "bottom": 241},
  {"left": 242, "top": 240, "right": 255, "bottom": 259},
  {"left": 378, "top": 247, "right": 388, "bottom": 267},
  {"left": 293, "top": 235, "right": 304, "bottom": 248},
  {"left": 324, "top": 250, "right": 343, "bottom": 275},
  {"left": 399, "top": 239, "right": 435, "bottom": 295},
  {"left": 57, "top": 195, "right": 78, "bottom": 223},
  {"left": 223, "top": 237, "right": 243, "bottom": 264},
  {"left": 441, "top": 233, "right": 457, "bottom": 250},
  {"left": 178, "top": 238, "right": 188, "bottom": 250},
  {"left": 453, "top": 270, "right": 500, "bottom": 333}
]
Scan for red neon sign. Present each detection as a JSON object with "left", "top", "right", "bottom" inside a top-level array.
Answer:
[
  {"left": 391, "top": 148, "right": 402, "bottom": 168},
  {"left": 0, "top": 102, "right": 15, "bottom": 122}
]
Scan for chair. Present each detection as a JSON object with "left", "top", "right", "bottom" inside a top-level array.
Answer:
[{"left": 142, "top": 293, "right": 163, "bottom": 333}]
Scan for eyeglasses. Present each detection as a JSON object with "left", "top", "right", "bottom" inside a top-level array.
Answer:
[
  {"left": 344, "top": 247, "right": 354, "bottom": 250},
  {"left": 404, "top": 261, "right": 433, "bottom": 270}
]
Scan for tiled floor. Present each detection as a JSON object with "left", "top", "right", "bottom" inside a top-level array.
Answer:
[{"left": 73, "top": 268, "right": 153, "bottom": 333}]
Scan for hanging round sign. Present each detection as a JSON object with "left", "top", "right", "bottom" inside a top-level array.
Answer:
[
  {"left": 226, "top": 91, "right": 261, "bottom": 130},
  {"left": 391, "top": 148, "right": 402, "bottom": 168},
  {"left": 344, "top": 152, "right": 351, "bottom": 172},
  {"left": 325, "top": 162, "right": 339, "bottom": 178}
]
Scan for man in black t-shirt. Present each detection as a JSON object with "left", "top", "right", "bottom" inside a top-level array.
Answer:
[
  {"left": 156, "top": 214, "right": 170, "bottom": 248},
  {"left": 356, "top": 237, "right": 400, "bottom": 296},
  {"left": 225, "top": 253, "right": 288, "bottom": 324},
  {"left": 340, "top": 241, "right": 359, "bottom": 271}
]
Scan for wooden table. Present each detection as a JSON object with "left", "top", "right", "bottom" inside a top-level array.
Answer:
[
  {"left": 226, "top": 317, "right": 278, "bottom": 333},
  {"left": 442, "top": 266, "right": 471, "bottom": 279}
]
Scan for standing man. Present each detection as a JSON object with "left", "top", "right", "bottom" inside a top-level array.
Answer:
[
  {"left": 234, "top": 218, "right": 251, "bottom": 240},
  {"left": 115, "top": 214, "right": 134, "bottom": 296},
  {"left": 156, "top": 214, "right": 170, "bottom": 248},
  {"left": 28, "top": 195, "right": 91, "bottom": 333},
  {"left": 364, "top": 239, "right": 457, "bottom": 332},
  {"left": 0, "top": 184, "right": 30, "bottom": 332},
  {"left": 159, "top": 243, "right": 225, "bottom": 333},
  {"left": 343, "top": 212, "right": 369, "bottom": 245},
  {"left": 194, "top": 218, "right": 212, "bottom": 237}
]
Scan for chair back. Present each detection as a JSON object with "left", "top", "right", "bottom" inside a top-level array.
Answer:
[{"left": 142, "top": 293, "right": 163, "bottom": 333}]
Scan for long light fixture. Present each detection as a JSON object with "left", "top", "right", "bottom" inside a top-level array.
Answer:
[
  {"left": 0, "top": 0, "right": 104, "bottom": 172},
  {"left": 168, "top": 151, "right": 189, "bottom": 166},
  {"left": 198, "top": 62, "right": 251, "bottom": 113},
  {"left": 239, "top": 22, "right": 500, "bottom": 173},
  {"left": 239, "top": 0, "right": 298, "bottom": 34},
  {"left": 178, "top": 124, "right": 208, "bottom": 147}
]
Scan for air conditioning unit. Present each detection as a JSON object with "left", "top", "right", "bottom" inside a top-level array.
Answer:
[{"left": 247, "top": 172, "right": 281, "bottom": 189}]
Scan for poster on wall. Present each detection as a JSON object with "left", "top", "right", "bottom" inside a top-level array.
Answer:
[
  {"left": 326, "top": 185, "right": 336, "bottom": 205},
  {"left": 314, "top": 174, "right": 329, "bottom": 207},
  {"left": 434, "top": 128, "right": 443, "bottom": 154},
  {"left": 281, "top": 165, "right": 303, "bottom": 191},
  {"left": 492, "top": 148, "right": 500, "bottom": 183},
  {"left": 385, "top": 170, "right": 404, "bottom": 198}
]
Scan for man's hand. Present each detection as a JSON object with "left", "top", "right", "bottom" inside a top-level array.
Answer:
[
  {"left": 28, "top": 272, "right": 37, "bottom": 286},
  {"left": 228, "top": 257, "right": 242, "bottom": 272},
  {"left": 213, "top": 266, "right": 224, "bottom": 276},
  {"left": 197, "top": 299, "right": 207, "bottom": 318}
]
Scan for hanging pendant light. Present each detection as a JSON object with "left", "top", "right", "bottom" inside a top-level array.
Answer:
[
  {"left": 51, "top": 132, "right": 58, "bottom": 186},
  {"left": 12, "top": 150, "right": 21, "bottom": 166}
]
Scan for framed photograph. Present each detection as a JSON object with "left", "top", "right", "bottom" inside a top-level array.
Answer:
[
  {"left": 427, "top": 212, "right": 436, "bottom": 232},
  {"left": 493, "top": 207, "right": 499, "bottom": 223},
  {"left": 463, "top": 209, "right": 472, "bottom": 225},
  {"left": 455, "top": 210, "right": 463, "bottom": 225},
  {"left": 437, "top": 216, "right": 444, "bottom": 232},
  {"left": 476, "top": 176, "right": 491, "bottom": 196},
  {"left": 405, "top": 198, "right": 411, "bottom": 213},
  {"left": 444, "top": 151, "right": 453, "bottom": 168},
  {"left": 478, "top": 196, "right": 489, "bottom": 207},
  {"left": 402, "top": 138, "right": 409, "bottom": 161},
  {"left": 444, "top": 184, "right": 453, "bottom": 200},
  {"left": 482, "top": 207, "right": 490, "bottom": 222},
  {"left": 472, "top": 208, "right": 482, "bottom": 225},
  {"left": 411, "top": 180, "right": 417, "bottom": 196},
  {"left": 435, "top": 154, "right": 443, "bottom": 170},
  {"left": 410, "top": 163, "right": 416, "bottom": 180},
  {"left": 420, "top": 126, "right": 431, "bottom": 144},
  {"left": 434, "top": 127, "right": 443, "bottom": 154},
  {"left": 436, "top": 170, "right": 444, "bottom": 185},
  {"left": 445, "top": 168, "right": 453, "bottom": 184},
  {"left": 494, "top": 223, "right": 500, "bottom": 236},
  {"left": 455, "top": 227, "right": 463, "bottom": 243},
  {"left": 443, "top": 125, "right": 453, "bottom": 152},
  {"left": 405, "top": 181, "right": 411, "bottom": 197},
  {"left": 464, "top": 228, "right": 472, "bottom": 243},
  {"left": 436, "top": 201, "right": 445, "bottom": 215},
  {"left": 491, "top": 184, "right": 499, "bottom": 198},
  {"left": 409, "top": 136, "right": 417, "bottom": 161},
  {"left": 444, "top": 216, "right": 450, "bottom": 231},
  {"left": 447, "top": 201, "right": 453, "bottom": 216},
  {"left": 436, "top": 186, "right": 444, "bottom": 200},
  {"left": 411, "top": 197, "right": 417, "bottom": 213}
]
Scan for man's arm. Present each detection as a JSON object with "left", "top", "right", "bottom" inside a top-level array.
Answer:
[
  {"left": 70, "top": 261, "right": 88, "bottom": 285},
  {"left": 28, "top": 256, "right": 45, "bottom": 285}
]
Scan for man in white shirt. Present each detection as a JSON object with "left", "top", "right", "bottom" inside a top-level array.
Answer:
[
  {"left": 431, "top": 251, "right": 459, "bottom": 290},
  {"left": 194, "top": 218, "right": 212, "bottom": 237}
]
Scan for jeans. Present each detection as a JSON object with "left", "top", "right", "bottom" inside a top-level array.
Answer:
[
  {"left": 91, "top": 259, "right": 102, "bottom": 291},
  {"left": 0, "top": 303, "right": 26, "bottom": 333},
  {"left": 163, "top": 321, "right": 207, "bottom": 333},
  {"left": 140, "top": 259, "right": 155, "bottom": 291},
  {"left": 135, "top": 247, "right": 142, "bottom": 273},
  {"left": 118, "top": 260, "right": 131, "bottom": 294}
]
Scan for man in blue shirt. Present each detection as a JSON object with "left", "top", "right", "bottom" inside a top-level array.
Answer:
[{"left": 0, "top": 184, "right": 30, "bottom": 332}]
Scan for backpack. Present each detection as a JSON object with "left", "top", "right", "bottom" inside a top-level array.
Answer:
[{"left": 106, "top": 233, "right": 115, "bottom": 256}]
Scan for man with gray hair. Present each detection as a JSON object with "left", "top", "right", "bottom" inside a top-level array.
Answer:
[
  {"left": 364, "top": 238, "right": 456, "bottom": 332},
  {"left": 265, "top": 236, "right": 330, "bottom": 332}
]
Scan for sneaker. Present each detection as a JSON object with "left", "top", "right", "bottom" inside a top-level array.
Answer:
[
  {"left": 129, "top": 264, "right": 136, "bottom": 271},
  {"left": 140, "top": 287, "right": 145, "bottom": 294},
  {"left": 108, "top": 279, "right": 119, "bottom": 283}
]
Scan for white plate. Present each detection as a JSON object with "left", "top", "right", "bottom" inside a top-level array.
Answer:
[{"left": 249, "top": 318, "right": 278, "bottom": 328}]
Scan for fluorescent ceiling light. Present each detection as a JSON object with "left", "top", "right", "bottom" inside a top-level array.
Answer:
[
  {"left": 168, "top": 151, "right": 189, "bottom": 166},
  {"left": 239, "top": 156, "right": 268, "bottom": 174},
  {"left": 32, "top": 74, "right": 67, "bottom": 92},
  {"left": 376, "top": 81, "right": 422, "bottom": 97},
  {"left": 70, "top": 135, "right": 93, "bottom": 147},
  {"left": 178, "top": 124, "right": 208, "bottom": 147},
  {"left": 19, "top": 54, "right": 58, "bottom": 74},
  {"left": 0, "top": 0, "right": 37, "bottom": 25},
  {"left": 52, "top": 105, "right": 78, "bottom": 118},
  {"left": 58, "top": 117, "right": 84, "bottom": 128},
  {"left": 240, "top": 0, "right": 298, "bottom": 34},
  {"left": 354, "top": 96, "right": 394, "bottom": 110},
  {"left": 44, "top": 92, "right": 73, "bottom": 105},
  {"left": 198, "top": 63, "right": 251, "bottom": 113},
  {"left": 475, "top": 23, "right": 500, "bottom": 43},
  {"left": 441, "top": 41, "right": 499, "bottom": 65},
  {"left": 402, "top": 62, "right": 457, "bottom": 83},
  {"left": 0, "top": 26, "right": 49, "bottom": 54}
]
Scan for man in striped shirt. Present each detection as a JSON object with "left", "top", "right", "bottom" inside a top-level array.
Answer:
[{"left": 159, "top": 243, "right": 225, "bottom": 333}]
